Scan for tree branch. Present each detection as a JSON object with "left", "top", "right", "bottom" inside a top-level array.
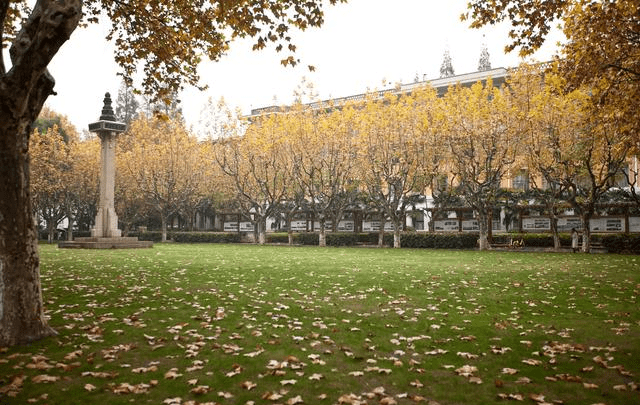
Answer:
[{"left": 6, "top": 0, "right": 81, "bottom": 116}]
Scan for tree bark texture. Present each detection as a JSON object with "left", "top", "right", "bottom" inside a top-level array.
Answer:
[{"left": 0, "top": 0, "right": 82, "bottom": 346}]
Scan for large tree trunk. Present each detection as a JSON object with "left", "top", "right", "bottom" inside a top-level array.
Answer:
[
  {"left": 1, "top": 0, "right": 82, "bottom": 347},
  {"left": 0, "top": 115, "right": 59, "bottom": 346},
  {"left": 0, "top": 0, "right": 82, "bottom": 347}
]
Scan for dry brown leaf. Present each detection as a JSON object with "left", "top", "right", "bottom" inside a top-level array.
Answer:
[
  {"left": 242, "top": 380, "right": 257, "bottom": 390},
  {"left": 190, "top": 385, "right": 211, "bottom": 395},
  {"left": 287, "top": 395, "right": 304, "bottom": 405},
  {"left": 84, "top": 383, "right": 98, "bottom": 392},
  {"left": 164, "top": 368, "right": 183, "bottom": 379},
  {"left": 529, "top": 393, "right": 545, "bottom": 402},
  {"left": 31, "top": 375, "right": 59, "bottom": 383},
  {"left": 468, "top": 376, "right": 483, "bottom": 384}
]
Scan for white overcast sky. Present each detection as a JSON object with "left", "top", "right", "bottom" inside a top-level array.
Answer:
[{"left": 36, "top": 0, "right": 563, "bottom": 133}]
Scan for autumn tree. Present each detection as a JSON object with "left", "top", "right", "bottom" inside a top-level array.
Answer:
[
  {"left": 357, "top": 87, "right": 440, "bottom": 248},
  {"left": 289, "top": 102, "right": 358, "bottom": 246},
  {"left": 562, "top": 110, "right": 631, "bottom": 252},
  {"left": 69, "top": 136, "right": 100, "bottom": 234},
  {"left": 215, "top": 112, "right": 292, "bottom": 244},
  {"left": 509, "top": 65, "right": 576, "bottom": 248},
  {"left": 115, "top": 81, "right": 140, "bottom": 125},
  {"left": 121, "top": 116, "right": 206, "bottom": 242},
  {"left": 115, "top": 133, "right": 148, "bottom": 235},
  {"left": 442, "top": 79, "right": 520, "bottom": 250},
  {"left": 0, "top": 0, "right": 345, "bottom": 346},
  {"left": 465, "top": 0, "right": 640, "bottom": 169},
  {"left": 30, "top": 124, "right": 69, "bottom": 243}
]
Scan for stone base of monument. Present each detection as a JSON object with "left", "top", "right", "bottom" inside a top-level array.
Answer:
[{"left": 58, "top": 237, "right": 153, "bottom": 249}]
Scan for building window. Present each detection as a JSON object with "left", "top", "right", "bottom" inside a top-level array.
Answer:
[{"left": 513, "top": 171, "right": 529, "bottom": 191}]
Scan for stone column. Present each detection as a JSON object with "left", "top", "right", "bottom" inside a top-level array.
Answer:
[{"left": 90, "top": 93, "right": 126, "bottom": 238}]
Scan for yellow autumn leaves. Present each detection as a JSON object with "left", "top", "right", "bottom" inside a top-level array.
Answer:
[{"left": 30, "top": 62, "right": 634, "bottom": 251}]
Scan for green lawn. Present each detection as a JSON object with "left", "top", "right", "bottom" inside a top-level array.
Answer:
[{"left": 2, "top": 244, "right": 639, "bottom": 404}]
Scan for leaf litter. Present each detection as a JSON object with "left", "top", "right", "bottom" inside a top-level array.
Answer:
[{"left": 1, "top": 245, "right": 638, "bottom": 404}]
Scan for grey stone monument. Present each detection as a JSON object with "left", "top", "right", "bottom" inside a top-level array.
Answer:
[{"left": 59, "top": 93, "right": 152, "bottom": 249}]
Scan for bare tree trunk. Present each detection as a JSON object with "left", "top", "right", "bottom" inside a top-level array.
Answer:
[
  {"left": 318, "top": 220, "right": 326, "bottom": 247},
  {"left": 257, "top": 218, "right": 266, "bottom": 245},
  {"left": 477, "top": 211, "right": 490, "bottom": 250},
  {"left": 378, "top": 217, "right": 386, "bottom": 247},
  {"left": 550, "top": 215, "right": 561, "bottom": 250},
  {"left": 393, "top": 227, "right": 401, "bottom": 249},
  {"left": 581, "top": 213, "right": 592, "bottom": 253},
  {"left": 66, "top": 212, "right": 74, "bottom": 241},
  {"left": 284, "top": 216, "right": 292, "bottom": 245},
  {"left": 161, "top": 215, "right": 167, "bottom": 242}
]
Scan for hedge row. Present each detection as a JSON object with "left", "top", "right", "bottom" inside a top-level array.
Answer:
[{"left": 51, "top": 229, "right": 640, "bottom": 253}]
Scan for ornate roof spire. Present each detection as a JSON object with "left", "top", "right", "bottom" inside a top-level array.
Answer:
[
  {"left": 478, "top": 38, "right": 492, "bottom": 71},
  {"left": 440, "top": 49, "right": 455, "bottom": 78}
]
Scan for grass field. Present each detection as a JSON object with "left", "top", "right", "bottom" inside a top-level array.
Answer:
[{"left": 1, "top": 244, "right": 639, "bottom": 405}]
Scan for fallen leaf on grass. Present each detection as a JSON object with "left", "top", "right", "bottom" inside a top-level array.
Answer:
[
  {"left": 280, "top": 379, "right": 297, "bottom": 386},
  {"left": 242, "top": 380, "right": 257, "bottom": 390},
  {"left": 190, "top": 385, "right": 211, "bottom": 395},
  {"left": 528, "top": 393, "right": 545, "bottom": 403},
  {"left": 454, "top": 365, "right": 478, "bottom": 377},
  {"left": 81, "top": 371, "right": 119, "bottom": 379},
  {"left": 111, "top": 382, "right": 151, "bottom": 394},
  {"left": 497, "top": 393, "right": 524, "bottom": 401},
  {"left": 468, "top": 376, "right": 483, "bottom": 384},
  {"left": 287, "top": 395, "right": 304, "bottom": 405},
  {"left": 84, "top": 383, "right": 97, "bottom": 392},
  {"left": 218, "top": 391, "right": 233, "bottom": 398},
  {"left": 164, "top": 368, "right": 183, "bottom": 379},
  {"left": 31, "top": 375, "right": 59, "bottom": 383}
]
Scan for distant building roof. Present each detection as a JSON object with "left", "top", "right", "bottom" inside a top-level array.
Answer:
[{"left": 248, "top": 67, "right": 509, "bottom": 118}]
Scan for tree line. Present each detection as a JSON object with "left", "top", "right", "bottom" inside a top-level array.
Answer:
[{"left": 31, "top": 65, "right": 639, "bottom": 252}]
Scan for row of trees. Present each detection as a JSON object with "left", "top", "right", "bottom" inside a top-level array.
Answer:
[
  {"left": 219, "top": 65, "right": 634, "bottom": 251},
  {"left": 30, "top": 64, "right": 637, "bottom": 252}
]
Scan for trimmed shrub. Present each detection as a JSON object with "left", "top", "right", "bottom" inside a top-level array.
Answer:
[
  {"left": 138, "top": 231, "right": 169, "bottom": 242},
  {"left": 401, "top": 232, "right": 478, "bottom": 249},
  {"left": 326, "top": 233, "right": 358, "bottom": 246},
  {"left": 266, "top": 233, "right": 290, "bottom": 244},
  {"left": 598, "top": 234, "right": 640, "bottom": 254},
  {"left": 296, "top": 233, "right": 319, "bottom": 245},
  {"left": 172, "top": 232, "right": 241, "bottom": 243}
]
